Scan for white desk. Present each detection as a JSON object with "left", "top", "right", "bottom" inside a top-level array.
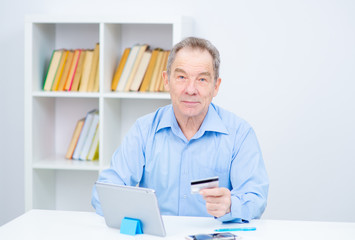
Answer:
[{"left": 0, "top": 210, "right": 355, "bottom": 240}]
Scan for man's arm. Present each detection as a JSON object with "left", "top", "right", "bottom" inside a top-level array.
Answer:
[
  {"left": 200, "top": 127, "right": 269, "bottom": 222},
  {"left": 91, "top": 121, "right": 146, "bottom": 215}
]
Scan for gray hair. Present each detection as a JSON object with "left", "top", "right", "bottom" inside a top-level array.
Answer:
[{"left": 166, "top": 37, "right": 220, "bottom": 82}]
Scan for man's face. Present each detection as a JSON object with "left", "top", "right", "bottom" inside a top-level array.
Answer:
[{"left": 163, "top": 47, "right": 221, "bottom": 122}]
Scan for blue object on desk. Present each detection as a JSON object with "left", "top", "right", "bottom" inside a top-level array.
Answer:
[
  {"left": 120, "top": 217, "right": 143, "bottom": 235},
  {"left": 214, "top": 227, "right": 256, "bottom": 232}
]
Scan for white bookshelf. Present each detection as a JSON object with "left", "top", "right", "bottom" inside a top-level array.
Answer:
[{"left": 24, "top": 15, "right": 192, "bottom": 211}]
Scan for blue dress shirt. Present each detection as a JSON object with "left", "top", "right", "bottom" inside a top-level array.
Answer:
[{"left": 92, "top": 103, "right": 269, "bottom": 222}]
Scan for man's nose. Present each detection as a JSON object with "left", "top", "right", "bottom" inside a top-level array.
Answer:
[{"left": 185, "top": 79, "right": 197, "bottom": 95}]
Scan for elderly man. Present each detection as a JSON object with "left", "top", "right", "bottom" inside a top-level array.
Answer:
[{"left": 92, "top": 37, "right": 269, "bottom": 223}]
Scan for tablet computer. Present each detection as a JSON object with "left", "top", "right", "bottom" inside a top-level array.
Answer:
[{"left": 95, "top": 182, "right": 166, "bottom": 237}]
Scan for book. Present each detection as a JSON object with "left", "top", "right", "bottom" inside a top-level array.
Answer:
[
  {"left": 72, "top": 109, "right": 97, "bottom": 160},
  {"left": 79, "top": 50, "right": 94, "bottom": 92},
  {"left": 148, "top": 50, "right": 164, "bottom": 92},
  {"left": 111, "top": 48, "right": 131, "bottom": 91},
  {"left": 71, "top": 50, "right": 86, "bottom": 91},
  {"left": 154, "top": 50, "right": 169, "bottom": 92},
  {"left": 93, "top": 63, "right": 100, "bottom": 92},
  {"left": 116, "top": 44, "right": 141, "bottom": 92},
  {"left": 51, "top": 50, "right": 68, "bottom": 91},
  {"left": 43, "top": 50, "right": 63, "bottom": 91},
  {"left": 57, "top": 50, "right": 74, "bottom": 91},
  {"left": 87, "top": 124, "right": 99, "bottom": 161},
  {"left": 123, "top": 44, "right": 149, "bottom": 91},
  {"left": 79, "top": 111, "right": 99, "bottom": 160},
  {"left": 158, "top": 50, "right": 170, "bottom": 91},
  {"left": 64, "top": 49, "right": 82, "bottom": 91},
  {"left": 65, "top": 118, "right": 85, "bottom": 159},
  {"left": 129, "top": 50, "right": 152, "bottom": 91},
  {"left": 87, "top": 43, "right": 100, "bottom": 92},
  {"left": 139, "top": 48, "right": 160, "bottom": 92}
]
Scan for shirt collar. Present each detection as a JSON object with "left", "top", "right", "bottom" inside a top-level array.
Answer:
[{"left": 156, "top": 103, "right": 229, "bottom": 137}]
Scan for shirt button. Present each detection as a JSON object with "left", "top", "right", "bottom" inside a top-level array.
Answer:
[{"left": 183, "top": 195, "right": 187, "bottom": 199}]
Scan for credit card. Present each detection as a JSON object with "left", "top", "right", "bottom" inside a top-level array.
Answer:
[{"left": 191, "top": 176, "right": 219, "bottom": 194}]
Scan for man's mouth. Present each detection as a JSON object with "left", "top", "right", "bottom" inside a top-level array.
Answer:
[{"left": 182, "top": 100, "right": 199, "bottom": 106}]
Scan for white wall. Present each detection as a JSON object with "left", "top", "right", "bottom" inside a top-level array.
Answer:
[{"left": 1, "top": 0, "right": 355, "bottom": 225}]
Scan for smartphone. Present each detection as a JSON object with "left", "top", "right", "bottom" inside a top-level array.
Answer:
[{"left": 185, "top": 232, "right": 240, "bottom": 240}]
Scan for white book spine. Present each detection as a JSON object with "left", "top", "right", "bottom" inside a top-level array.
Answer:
[
  {"left": 72, "top": 110, "right": 96, "bottom": 160},
  {"left": 116, "top": 45, "right": 140, "bottom": 92},
  {"left": 79, "top": 113, "right": 99, "bottom": 160}
]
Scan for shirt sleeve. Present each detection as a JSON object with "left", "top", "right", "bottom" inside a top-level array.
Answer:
[
  {"left": 217, "top": 127, "right": 269, "bottom": 222},
  {"left": 91, "top": 121, "right": 146, "bottom": 215}
]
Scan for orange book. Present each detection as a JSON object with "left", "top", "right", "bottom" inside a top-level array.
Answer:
[
  {"left": 43, "top": 50, "right": 63, "bottom": 91},
  {"left": 51, "top": 50, "right": 68, "bottom": 91},
  {"left": 111, "top": 48, "right": 130, "bottom": 91},
  {"left": 57, "top": 51, "right": 74, "bottom": 91},
  {"left": 65, "top": 118, "right": 85, "bottom": 159},
  {"left": 148, "top": 50, "right": 164, "bottom": 92},
  {"left": 71, "top": 50, "right": 86, "bottom": 91},
  {"left": 64, "top": 49, "right": 81, "bottom": 91},
  {"left": 139, "top": 49, "right": 160, "bottom": 92},
  {"left": 87, "top": 43, "right": 100, "bottom": 92}
]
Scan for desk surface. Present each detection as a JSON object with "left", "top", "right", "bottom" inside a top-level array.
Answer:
[{"left": 0, "top": 210, "right": 355, "bottom": 240}]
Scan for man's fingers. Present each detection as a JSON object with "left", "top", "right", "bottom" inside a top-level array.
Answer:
[
  {"left": 200, "top": 187, "right": 224, "bottom": 197},
  {"left": 200, "top": 187, "right": 231, "bottom": 217}
]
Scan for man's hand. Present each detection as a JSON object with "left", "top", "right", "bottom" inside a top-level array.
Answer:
[{"left": 199, "top": 187, "right": 231, "bottom": 218}]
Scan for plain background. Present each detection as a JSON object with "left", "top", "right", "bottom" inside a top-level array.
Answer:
[{"left": 1, "top": 0, "right": 355, "bottom": 226}]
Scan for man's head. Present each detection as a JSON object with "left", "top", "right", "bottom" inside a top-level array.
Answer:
[
  {"left": 163, "top": 37, "right": 222, "bottom": 124},
  {"left": 166, "top": 37, "right": 221, "bottom": 82}
]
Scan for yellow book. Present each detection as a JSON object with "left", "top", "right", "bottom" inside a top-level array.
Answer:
[
  {"left": 71, "top": 50, "right": 86, "bottom": 91},
  {"left": 51, "top": 50, "right": 68, "bottom": 91},
  {"left": 148, "top": 50, "right": 164, "bottom": 92},
  {"left": 79, "top": 50, "right": 94, "bottom": 92},
  {"left": 87, "top": 43, "right": 100, "bottom": 92},
  {"left": 64, "top": 49, "right": 81, "bottom": 91},
  {"left": 93, "top": 63, "right": 100, "bottom": 92},
  {"left": 159, "top": 50, "right": 170, "bottom": 91},
  {"left": 111, "top": 48, "right": 130, "bottom": 91},
  {"left": 129, "top": 51, "right": 152, "bottom": 91},
  {"left": 123, "top": 44, "right": 148, "bottom": 92},
  {"left": 65, "top": 118, "right": 85, "bottom": 159},
  {"left": 139, "top": 49, "right": 160, "bottom": 92},
  {"left": 57, "top": 51, "right": 74, "bottom": 91}
]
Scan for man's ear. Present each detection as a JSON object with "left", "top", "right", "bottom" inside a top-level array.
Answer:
[
  {"left": 162, "top": 71, "right": 170, "bottom": 91},
  {"left": 213, "top": 77, "right": 221, "bottom": 97}
]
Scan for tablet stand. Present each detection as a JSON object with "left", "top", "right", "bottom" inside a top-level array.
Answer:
[{"left": 120, "top": 217, "right": 143, "bottom": 235}]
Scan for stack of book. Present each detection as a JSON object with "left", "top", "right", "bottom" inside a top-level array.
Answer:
[
  {"left": 65, "top": 109, "right": 99, "bottom": 161},
  {"left": 111, "top": 44, "right": 170, "bottom": 92},
  {"left": 43, "top": 43, "right": 100, "bottom": 92}
]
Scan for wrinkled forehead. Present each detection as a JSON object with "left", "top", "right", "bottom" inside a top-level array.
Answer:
[{"left": 172, "top": 47, "right": 214, "bottom": 69}]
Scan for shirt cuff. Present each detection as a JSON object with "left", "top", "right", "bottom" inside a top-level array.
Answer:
[
  {"left": 215, "top": 214, "right": 249, "bottom": 223},
  {"left": 215, "top": 195, "right": 251, "bottom": 223}
]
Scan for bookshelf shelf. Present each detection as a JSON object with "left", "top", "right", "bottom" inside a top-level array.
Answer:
[
  {"left": 103, "top": 92, "right": 170, "bottom": 99},
  {"left": 33, "top": 157, "right": 101, "bottom": 171},
  {"left": 25, "top": 15, "right": 191, "bottom": 212},
  {"left": 32, "top": 91, "right": 100, "bottom": 98}
]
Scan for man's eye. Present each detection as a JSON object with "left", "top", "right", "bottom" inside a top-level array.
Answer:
[
  {"left": 178, "top": 76, "right": 185, "bottom": 79},
  {"left": 199, "top": 78, "right": 206, "bottom": 82}
]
